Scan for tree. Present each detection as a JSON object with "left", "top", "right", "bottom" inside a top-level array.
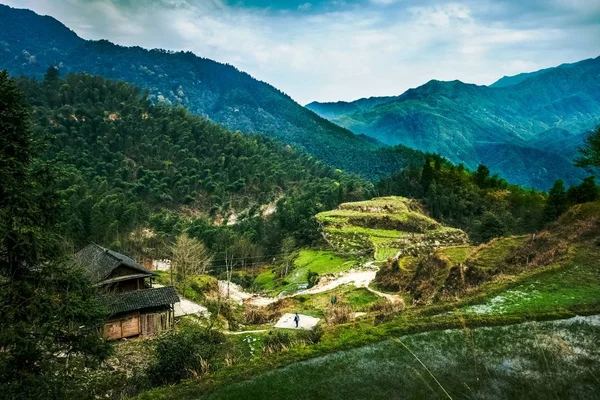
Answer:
[
  {"left": 567, "top": 176, "right": 599, "bottom": 205},
  {"left": 0, "top": 70, "right": 110, "bottom": 399},
  {"left": 575, "top": 126, "right": 600, "bottom": 169},
  {"left": 44, "top": 66, "right": 60, "bottom": 83},
  {"left": 542, "top": 179, "right": 569, "bottom": 224},
  {"left": 280, "top": 236, "right": 296, "bottom": 277},
  {"left": 420, "top": 157, "right": 434, "bottom": 192},
  {"left": 170, "top": 233, "right": 212, "bottom": 296},
  {"left": 477, "top": 211, "right": 507, "bottom": 243},
  {"left": 474, "top": 164, "right": 490, "bottom": 188}
]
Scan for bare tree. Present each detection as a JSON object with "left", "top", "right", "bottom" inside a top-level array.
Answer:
[
  {"left": 170, "top": 233, "right": 212, "bottom": 297},
  {"left": 280, "top": 236, "right": 296, "bottom": 277}
]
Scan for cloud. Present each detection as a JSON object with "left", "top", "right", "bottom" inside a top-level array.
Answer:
[{"left": 2, "top": 0, "right": 599, "bottom": 104}]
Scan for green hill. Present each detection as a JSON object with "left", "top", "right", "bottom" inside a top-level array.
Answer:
[
  {"left": 15, "top": 72, "right": 375, "bottom": 251},
  {"left": 0, "top": 4, "right": 424, "bottom": 182},
  {"left": 316, "top": 196, "right": 468, "bottom": 259},
  {"left": 306, "top": 57, "right": 600, "bottom": 190}
]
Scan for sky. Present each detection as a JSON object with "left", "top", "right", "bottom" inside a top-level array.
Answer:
[{"left": 2, "top": 0, "right": 600, "bottom": 104}]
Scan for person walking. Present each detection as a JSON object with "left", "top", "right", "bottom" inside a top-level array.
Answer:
[{"left": 294, "top": 313, "right": 300, "bottom": 328}]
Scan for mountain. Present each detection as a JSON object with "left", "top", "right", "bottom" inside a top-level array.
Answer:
[
  {"left": 0, "top": 4, "right": 424, "bottom": 182},
  {"left": 490, "top": 59, "right": 587, "bottom": 88},
  {"left": 14, "top": 72, "right": 375, "bottom": 251},
  {"left": 306, "top": 57, "right": 600, "bottom": 190}
]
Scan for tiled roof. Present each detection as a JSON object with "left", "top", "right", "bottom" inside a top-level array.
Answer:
[
  {"left": 75, "top": 244, "right": 151, "bottom": 284},
  {"left": 104, "top": 286, "right": 180, "bottom": 315}
]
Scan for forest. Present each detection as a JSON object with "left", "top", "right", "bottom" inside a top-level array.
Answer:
[{"left": 2, "top": 68, "right": 600, "bottom": 399}]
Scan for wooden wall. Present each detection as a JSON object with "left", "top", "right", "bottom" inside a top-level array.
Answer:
[{"left": 103, "top": 308, "right": 174, "bottom": 340}]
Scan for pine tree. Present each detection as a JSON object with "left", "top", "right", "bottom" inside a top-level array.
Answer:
[
  {"left": 542, "top": 179, "right": 569, "bottom": 224},
  {"left": 0, "top": 71, "right": 111, "bottom": 399}
]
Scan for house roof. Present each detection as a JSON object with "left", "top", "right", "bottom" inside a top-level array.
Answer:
[
  {"left": 76, "top": 243, "right": 153, "bottom": 284},
  {"left": 104, "top": 286, "right": 180, "bottom": 315}
]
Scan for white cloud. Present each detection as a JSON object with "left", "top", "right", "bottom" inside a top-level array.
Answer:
[{"left": 2, "top": 0, "right": 599, "bottom": 104}]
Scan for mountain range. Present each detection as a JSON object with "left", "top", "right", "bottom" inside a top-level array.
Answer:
[
  {"left": 0, "top": 4, "right": 424, "bottom": 182},
  {"left": 1, "top": 4, "right": 598, "bottom": 190},
  {"left": 307, "top": 57, "right": 600, "bottom": 189}
]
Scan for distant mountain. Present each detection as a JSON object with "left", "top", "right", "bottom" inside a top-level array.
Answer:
[
  {"left": 490, "top": 59, "right": 586, "bottom": 88},
  {"left": 0, "top": 4, "right": 424, "bottom": 181},
  {"left": 307, "top": 56, "right": 600, "bottom": 189}
]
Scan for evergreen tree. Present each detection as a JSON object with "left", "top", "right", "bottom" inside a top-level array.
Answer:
[
  {"left": 0, "top": 71, "right": 110, "bottom": 399},
  {"left": 420, "top": 157, "right": 435, "bottom": 192},
  {"left": 478, "top": 211, "right": 507, "bottom": 243},
  {"left": 44, "top": 66, "right": 60, "bottom": 82},
  {"left": 542, "top": 179, "right": 569, "bottom": 224},
  {"left": 567, "top": 176, "right": 599, "bottom": 205},
  {"left": 575, "top": 126, "right": 600, "bottom": 169},
  {"left": 474, "top": 164, "right": 490, "bottom": 188}
]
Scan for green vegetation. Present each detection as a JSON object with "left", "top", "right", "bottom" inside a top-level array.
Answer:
[
  {"left": 201, "top": 316, "right": 600, "bottom": 400},
  {"left": 463, "top": 246, "right": 600, "bottom": 315},
  {"left": 0, "top": 70, "right": 110, "bottom": 399},
  {"left": 377, "top": 157, "right": 548, "bottom": 243},
  {"left": 317, "top": 197, "right": 468, "bottom": 256},
  {"left": 308, "top": 57, "right": 600, "bottom": 190},
  {"left": 14, "top": 72, "right": 375, "bottom": 268},
  {"left": 282, "top": 250, "right": 356, "bottom": 294},
  {"left": 0, "top": 5, "right": 427, "bottom": 183}
]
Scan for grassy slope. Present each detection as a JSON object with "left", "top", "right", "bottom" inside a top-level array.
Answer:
[
  {"left": 138, "top": 244, "right": 600, "bottom": 400},
  {"left": 137, "top": 203, "right": 600, "bottom": 399},
  {"left": 256, "top": 250, "right": 359, "bottom": 296},
  {"left": 203, "top": 316, "right": 600, "bottom": 400}
]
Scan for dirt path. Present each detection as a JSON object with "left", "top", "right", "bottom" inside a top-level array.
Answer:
[{"left": 218, "top": 260, "right": 404, "bottom": 307}]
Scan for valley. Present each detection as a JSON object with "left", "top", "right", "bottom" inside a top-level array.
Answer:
[{"left": 1, "top": 3, "right": 599, "bottom": 400}]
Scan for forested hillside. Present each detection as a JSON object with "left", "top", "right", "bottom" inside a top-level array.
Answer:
[
  {"left": 307, "top": 57, "right": 600, "bottom": 189},
  {"left": 0, "top": 4, "right": 424, "bottom": 181},
  {"left": 17, "top": 71, "right": 375, "bottom": 256}
]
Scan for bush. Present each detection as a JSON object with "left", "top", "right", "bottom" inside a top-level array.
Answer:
[
  {"left": 325, "top": 303, "right": 352, "bottom": 325},
  {"left": 371, "top": 299, "right": 405, "bottom": 325},
  {"left": 243, "top": 306, "right": 273, "bottom": 325},
  {"left": 204, "top": 292, "right": 241, "bottom": 330},
  {"left": 263, "top": 330, "right": 294, "bottom": 354},
  {"left": 307, "top": 270, "right": 320, "bottom": 288},
  {"left": 299, "top": 323, "right": 325, "bottom": 344},
  {"left": 147, "top": 326, "right": 226, "bottom": 386}
]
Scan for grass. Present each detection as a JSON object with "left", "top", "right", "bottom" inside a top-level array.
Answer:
[
  {"left": 439, "top": 246, "right": 472, "bottom": 265},
  {"left": 467, "top": 236, "right": 528, "bottom": 271},
  {"left": 280, "top": 250, "right": 356, "bottom": 294},
  {"left": 274, "top": 285, "right": 382, "bottom": 318},
  {"left": 462, "top": 246, "right": 600, "bottom": 315},
  {"left": 253, "top": 269, "right": 277, "bottom": 293},
  {"left": 136, "top": 239, "right": 600, "bottom": 400},
  {"left": 374, "top": 247, "right": 401, "bottom": 261},
  {"left": 324, "top": 226, "right": 405, "bottom": 239},
  {"left": 201, "top": 316, "right": 600, "bottom": 400}
]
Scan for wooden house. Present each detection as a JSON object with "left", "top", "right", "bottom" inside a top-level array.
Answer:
[{"left": 76, "top": 244, "right": 180, "bottom": 340}]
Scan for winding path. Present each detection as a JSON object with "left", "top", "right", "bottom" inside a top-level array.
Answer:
[{"left": 218, "top": 260, "right": 404, "bottom": 307}]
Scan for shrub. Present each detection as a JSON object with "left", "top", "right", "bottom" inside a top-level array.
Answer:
[
  {"left": 325, "top": 303, "right": 352, "bottom": 325},
  {"left": 299, "top": 323, "right": 325, "bottom": 344},
  {"left": 204, "top": 292, "right": 241, "bottom": 330},
  {"left": 243, "top": 306, "right": 272, "bottom": 325},
  {"left": 307, "top": 270, "right": 320, "bottom": 288},
  {"left": 147, "top": 326, "right": 226, "bottom": 386},
  {"left": 371, "top": 299, "right": 405, "bottom": 325},
  {"left": 263, "top": 330, "right": 294, "bottom": 354}
]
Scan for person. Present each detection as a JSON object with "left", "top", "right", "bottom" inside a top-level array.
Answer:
[{"left": 294, "top": 313, "right": 300, "bottom": 328}]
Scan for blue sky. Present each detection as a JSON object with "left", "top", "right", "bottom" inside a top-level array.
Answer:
[{"left": 3, "top": 0, "right": 600, "bottom": 104}]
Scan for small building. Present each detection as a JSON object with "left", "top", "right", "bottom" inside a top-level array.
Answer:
[{"left": 76, "top": 244, "right": 180, "bottom": 340}]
